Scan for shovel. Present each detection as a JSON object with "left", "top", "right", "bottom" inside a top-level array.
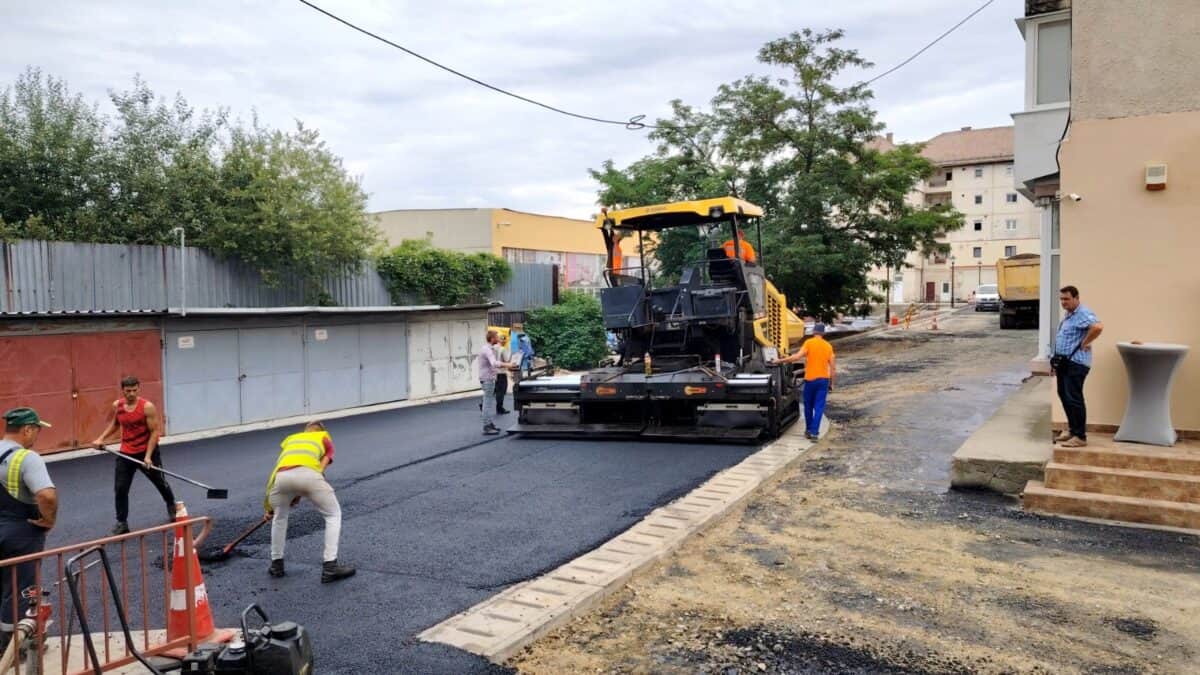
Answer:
[
  {"left": 100, "top": 447, "right": 228, "bottom": 499},
  {"left": 199, "top": 514, "right": 271, "bottom": 562}
]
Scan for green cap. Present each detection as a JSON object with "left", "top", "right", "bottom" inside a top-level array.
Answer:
[{"left": 4, "top": 407, "right": 51, "bottom": 428}]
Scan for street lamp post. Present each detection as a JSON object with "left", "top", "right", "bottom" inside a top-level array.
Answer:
[{"left": 949, "top": 255, "right": 957, "bottom": 308}]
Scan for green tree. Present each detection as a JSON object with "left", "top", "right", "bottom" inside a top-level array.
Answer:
[
  {"left": 0, "top": 68, "right": 108, "bottom": 237},
  {"left": 0, "top": 67, "right": 378, "bottom": 297},
  {"left": 591, "top": 30, "right": 960, "bottom": 318},
  {"left": 524, "top": 291, "right": 608, "bottom": 370},
  {"left": 204, "top": 120, "right": 377, "bottom": 292}
]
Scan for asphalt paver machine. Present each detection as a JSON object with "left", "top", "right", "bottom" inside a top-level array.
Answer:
[{"left": 512, "top": 197, "right": 800, "bottom": 442}]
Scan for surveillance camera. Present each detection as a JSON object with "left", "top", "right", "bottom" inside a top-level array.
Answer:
[{"left": 1068, "top": 193, "right": 1082, "bottom": 202}]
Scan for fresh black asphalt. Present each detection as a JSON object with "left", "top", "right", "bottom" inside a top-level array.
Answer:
[{"left": 43, "top": 396, "right": 757, "bottom": 673}]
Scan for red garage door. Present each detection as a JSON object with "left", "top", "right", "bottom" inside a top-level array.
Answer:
[{"left": 0, "top": 330, "right": 163, "bottom": 454}]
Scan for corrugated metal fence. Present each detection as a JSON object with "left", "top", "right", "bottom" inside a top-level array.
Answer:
[
  {"left": 490, "top": 262, "right": 556, "bottom": 312},
  {"left": 0, "top": 239, "right": 554, "bottom": 314}
]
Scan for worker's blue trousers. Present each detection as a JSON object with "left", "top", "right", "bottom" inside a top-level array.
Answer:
[{"left": 802, "top": 378, "right": 829, "bottom": 437}]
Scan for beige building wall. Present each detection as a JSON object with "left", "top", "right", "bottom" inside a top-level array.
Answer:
[
  {"left": 374, "top": 209, "right": 494, "bottom": 252},
  {"left": 1058, "top": 111, "right": 1200, "bottom": 431},
  {"left": 1071, "top": 0, "right": 1200, "bottom": 121}
]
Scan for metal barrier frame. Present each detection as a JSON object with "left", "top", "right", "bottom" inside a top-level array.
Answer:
[{"left": 0, "top": 515, "right": 211, "bottom": 674}]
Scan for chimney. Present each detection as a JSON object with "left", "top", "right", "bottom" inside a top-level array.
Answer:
[
  {"left": 961, "top": 126, "right": 972, "bottom": 131},
  {"left": 886, "top": 132, "right": 894, "bottom": 143}
]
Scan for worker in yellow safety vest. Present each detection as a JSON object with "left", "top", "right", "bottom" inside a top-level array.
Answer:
[{"left": 264, "top": 421, "right": 355, "bottom": 583}]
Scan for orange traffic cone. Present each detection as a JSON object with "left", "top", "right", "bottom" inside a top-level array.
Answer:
[{"left": 167, "top": 502, "right": 232, "bottom": 644}]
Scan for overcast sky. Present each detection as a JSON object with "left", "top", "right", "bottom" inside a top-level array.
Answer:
[{"left": 2, "top": 0, "right": 1024, "bottom": 218}]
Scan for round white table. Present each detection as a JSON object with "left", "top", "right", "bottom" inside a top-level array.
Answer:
[{"left": 1114, "top": 342, "right": 1190, "bottom": 446}]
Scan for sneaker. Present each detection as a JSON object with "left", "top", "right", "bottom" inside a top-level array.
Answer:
[
  {"left": 111, "top": 521, "right": 130, "bottom": 536},
  {"left": 268, "top": 559, "right": 286, "bottom": 578},
  {"left": 804, "top": 432, "right": 815, "bottom": 440},
  {"left": 1060, "top": 436, "right": 1088, "bottom": 448},
  {"left": 497, "top": 408, "right": 511, "bottom": 415},
  {"left": 1055, "top": 430, "right": 1072, "bottom": 442},
  {"left": 483, "top": 426, "right": 501, "bottom": 436},
  {"left": 321, "top": 559, "right": 356, "bottom": 583}
]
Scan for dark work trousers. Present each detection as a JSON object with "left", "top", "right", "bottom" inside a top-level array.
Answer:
[
  {"left": 0, "top": 519, "right": 46, "bottom": 631},
  {"left": 114, "top": 450, "right": 176, "bottom": 523},
  {"left": 494, "top": 373, "right": 509, "bottom": 413},
  {"left": 1056, "top": 360, "right": 1090, "bottom": 440}
]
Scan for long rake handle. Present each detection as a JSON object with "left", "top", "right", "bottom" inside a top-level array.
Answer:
[{"left": 101, "top": 446, "right": 225, "bottom": 493}]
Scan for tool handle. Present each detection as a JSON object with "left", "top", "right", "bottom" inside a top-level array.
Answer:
[
  {"left": 100, "top": 446, "right": 216, "bottom": 490},
  {"left": 223, "top": 515, "right": 271, "bottom": 554}
]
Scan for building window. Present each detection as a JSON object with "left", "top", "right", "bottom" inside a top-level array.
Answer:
[
  {"left": 1006, "top": 219, "right": 1017, "bottom": 231},
  {"left": 973, "top": 220, "right": 983, "bottom": 232},
  {"left": 974, "top": 194, "right": 983, "bottom": 205},
  {"left": 1036, "top": 19, "right": 1071, "bottom": 105},
  {"left": 942, "top": 282, "right": 950, "bottom": 293},
  {"left": 974, "top": 167, "right": 983, "bottom": 178},
  {"left": 1006, "top": 193, "right": 1018, "bottom": 203},
  {"left": 1005, "top": 165, "right": 1013, "bottom": 176},
  {"left": 1005, "top": 245, "right": 1017, "bottom": 257},
  {"left": 945, "top": 171, "right": 952, "bottom": 182},
  {"left": 972, "top": 247, "right": 982, "bottom": 258}
]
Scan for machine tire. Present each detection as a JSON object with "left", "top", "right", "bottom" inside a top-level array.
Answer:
[{"left": 999, "top": 313, "right": 1013, "bottom": 329}]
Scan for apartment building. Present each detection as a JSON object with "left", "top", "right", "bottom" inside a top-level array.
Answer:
[{"left": 872, "top": 126, "right": 1042, "bottom": 304}]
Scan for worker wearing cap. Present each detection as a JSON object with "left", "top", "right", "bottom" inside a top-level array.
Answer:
[
  {"left": 771, "top": 323, "right": 836, "bottom": 440},
  {"left": 263, "top": 421, "right": 355, "bottom": 583},
  {"left": 0, "top": 408, "right": 57, "bottom": 653},
  {"left": 722, "top": 230, "right": 757, "bottom": 264}
]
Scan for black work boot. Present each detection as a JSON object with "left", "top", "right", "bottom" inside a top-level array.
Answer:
[
  {"left": 321, "top": 559, "right": 356, "bottom": 583},
  {"left": 268, "top": 559, "right": 286, "bottom": 578},
  {"left": 111, "top": 521, "right": 130, "bottom": 536}
]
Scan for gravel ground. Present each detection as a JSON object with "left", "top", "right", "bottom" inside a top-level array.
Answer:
[{"left": 511, "top": 311, "right": 1200, "bottom": 675}]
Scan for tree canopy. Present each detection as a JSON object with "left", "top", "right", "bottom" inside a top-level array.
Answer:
[
  {"left": 0, "top": 68, "right": 378, "bottom": 293},
  {"left": 591, "top": 29, "right": 961, "bottom": 318}
]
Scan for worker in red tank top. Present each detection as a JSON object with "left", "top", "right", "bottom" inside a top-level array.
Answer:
[{"left": 91, "top": 376, "right": 176, "bottom": 535}]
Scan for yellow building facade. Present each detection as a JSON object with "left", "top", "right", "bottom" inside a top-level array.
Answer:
[{"left": 373, "top": 208, "right": 639, "bottom": 295}]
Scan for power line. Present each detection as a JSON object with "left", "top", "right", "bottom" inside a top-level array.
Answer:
[
  {"left": 863, "top": 0, "right": 997, "bottom": 85},
  {"left": 295, "top": 0, "right": 652, "bottom": 130}
]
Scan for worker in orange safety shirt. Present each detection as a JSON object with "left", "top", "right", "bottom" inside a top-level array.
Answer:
[{"left": 722, "top": 229, "right": 757, "bottom": 264}]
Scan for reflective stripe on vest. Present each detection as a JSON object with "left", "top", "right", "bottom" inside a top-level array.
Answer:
[{"left": 6, "top": 449, "right": 28, "bottom": 499}]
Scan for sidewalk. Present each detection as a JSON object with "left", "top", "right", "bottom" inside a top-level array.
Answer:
[{"left": 950, "top": 376, "right": 1052, "bottom": 494}]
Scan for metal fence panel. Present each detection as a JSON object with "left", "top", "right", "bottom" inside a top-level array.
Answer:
[
  {"left": 0, "top": 240, "right": 556, "bottom": 314},
  {"left": 490, "top": 262, "right": 555, "bottom": 311}
]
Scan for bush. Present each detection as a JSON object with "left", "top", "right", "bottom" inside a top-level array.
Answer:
[
  {"left": 376, "top": 239, "right": 511, "bottom": 306},
  {"left": 525, "top": 292, "right": 609, "bottom": 370}
]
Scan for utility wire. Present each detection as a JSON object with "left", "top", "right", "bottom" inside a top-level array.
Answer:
[
  {"left": 863, "top": 0, "right": 997, "bottom": 85},
  {"left": 295, "top": 0, "right": 652, "bottom": 130}
]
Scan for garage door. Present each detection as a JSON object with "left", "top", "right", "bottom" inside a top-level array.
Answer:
[
  {"left": 360, "top": 322, "right": 408, "bottom": 404},
  {"left": 164, "top": 330, "right": 241, "bottom": 434},
  {"left": 306, "top": 324, "right": 362, "bottom": 414},
  {"left": 239, "top": 326, "right": 305, "bottom": 423},
  {"left": 0, "top": 330, "right": 164, "bottom": 453}
]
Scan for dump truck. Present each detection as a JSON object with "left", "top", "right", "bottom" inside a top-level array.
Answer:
[
  {"left": 996, "top": 253, "right": 1040, "bottom": 329},
  {"left": 511, "top": 197, "right": 800, "bottom": 442}
]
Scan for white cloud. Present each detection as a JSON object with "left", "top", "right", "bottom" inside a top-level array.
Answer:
[{"left": 0, "top": 0, "right": 1027, "bottom": 217}]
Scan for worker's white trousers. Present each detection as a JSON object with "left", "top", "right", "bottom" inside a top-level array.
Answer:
[{"left": 269, "top": 467, "right": 341, "bottom": 562}]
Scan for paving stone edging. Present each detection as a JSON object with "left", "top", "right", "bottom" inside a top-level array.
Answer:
[{"left": 417, "top": 419, "right": 826, "bottom": 663}]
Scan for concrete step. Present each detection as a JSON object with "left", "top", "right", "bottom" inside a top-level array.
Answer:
[
  {"left": 1044, "top": 462, "right": 1200, "bottom": 504},
  {"left": 1053, "top": 445, "right": 1200, "bottom": 475},
  {"left": 1023, "top": 480, "right": 1200, "bottom": 530}
]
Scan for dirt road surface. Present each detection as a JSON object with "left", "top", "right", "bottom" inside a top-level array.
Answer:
[{"left": 512, "top": 311, "right": 1200, "bottom": 675}]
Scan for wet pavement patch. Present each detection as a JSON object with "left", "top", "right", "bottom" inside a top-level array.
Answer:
[
  {"left": 1104, "top": 616, "right": 1159, "bottom": 641},
  {"left": 709, "top": 626, "right": 978, "bottom": 675}
]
